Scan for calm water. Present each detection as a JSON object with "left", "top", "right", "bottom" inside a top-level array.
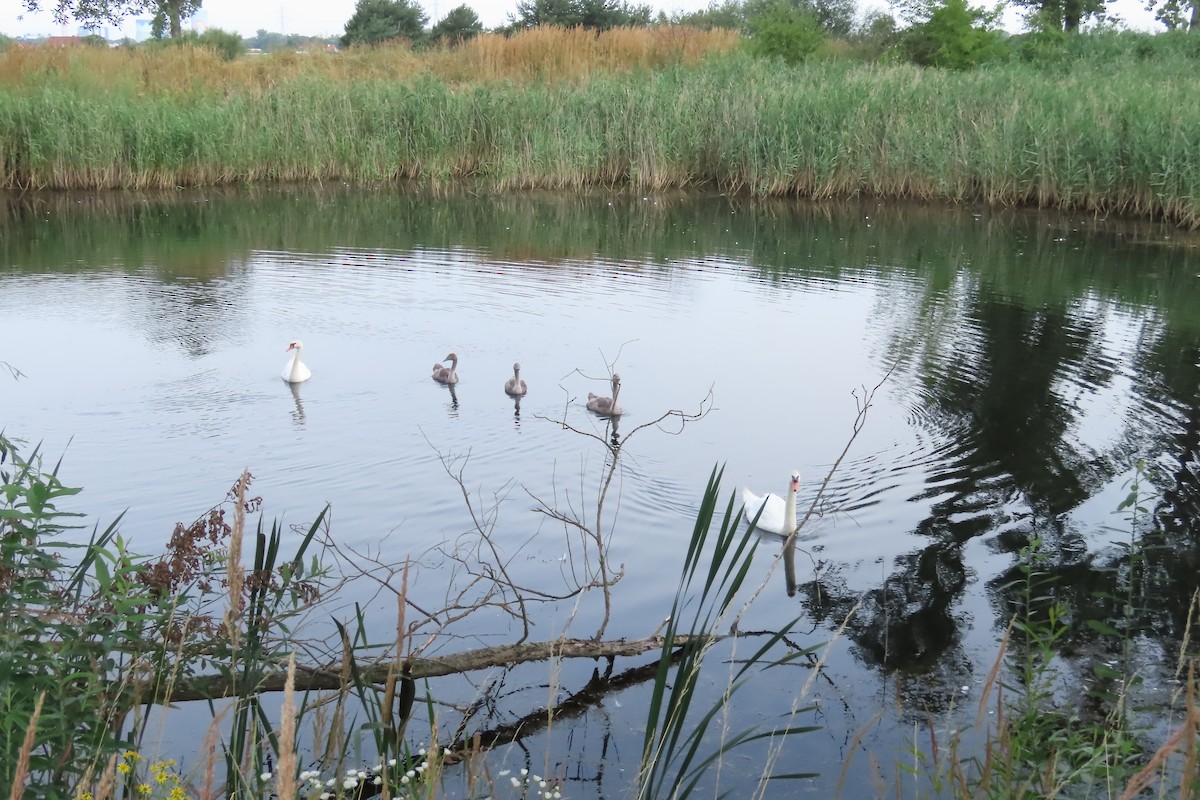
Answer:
[{"left": 4, "top": 187, "right": 1200, "bottom": 795}]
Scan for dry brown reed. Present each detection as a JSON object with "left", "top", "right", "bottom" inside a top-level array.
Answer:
[
  {"left": 1117, "top": 651, "right": 1200, "bottom": 800},
  {"left": 381, "top": 564, "right": 411, "bottom": 769},
  {"left": 92, "top": 754, "right": 119, "bottom": 800},
  {"left": 275, "top": 653, "right": 299, "bottom": 800},
  {"left": 427, "top": 26, "right": 738, "bottom": 84},
  {"left": 197, "top": 705, "right": 225, "bottom": 800},
  {"left": 224, "top": 470, "right": 248, "bottom": 643},
  {"left": 0, "top": 26, "right": 738, "bottom": 94},
  {"left": 7, "top": 693, "right": 44, "bottom": 800}
]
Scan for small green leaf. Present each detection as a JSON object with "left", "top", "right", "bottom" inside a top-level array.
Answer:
[{"left": 1085, "top": 619, "right": 1119, "bottom": 636}]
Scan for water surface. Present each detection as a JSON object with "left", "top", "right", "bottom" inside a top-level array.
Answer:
[{"left": 3, "top": 188, "right": 1200, "bottom": 795}]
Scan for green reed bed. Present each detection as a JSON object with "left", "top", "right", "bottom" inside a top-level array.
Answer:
[{"left": 1, "top": 50, "right": 1198, "bottom": 226}]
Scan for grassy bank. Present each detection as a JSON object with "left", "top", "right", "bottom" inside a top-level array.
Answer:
[{"left": 1, "top": 28, "right": 1198, "bottom": 226}]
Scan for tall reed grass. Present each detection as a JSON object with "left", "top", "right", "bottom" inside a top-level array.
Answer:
[{"left": 0, "top": 29, "right": 1197, "bottom": 226}]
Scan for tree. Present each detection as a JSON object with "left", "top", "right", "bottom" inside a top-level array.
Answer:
[
  {"left": 744, "top": 0, "right": 856, "bottom": 35},
  {"left": 902, "top": 0, "right": 1005, "bottom": 67},
  {"left": 746, "top": 1, "right": 825, "bottom": 63},
  {"left": 195, "top": 27, "right": 246, "bottom": 59},
  {"left": 507, "top": 0, "right": 652, "bottom": 30},
  {"left": 1146, "top": 0, "right": 1199, "bottom": 29},
  {"left": 673, "top": 1, "right": 745, "bottom": 30},
  {"left": 341, "top": 0, "right": 429, "bottom": 48},
  {"left": 509, "top": 0, "right": 583, "bottom": 28},
  {"left": 1009, "top": 0, "right": 1107, "bottom": 30},
  {"left": 430, "top": 4, "right": 484, "bottom": 42},
  {"left": 20, "top": 0, "right": 201, "bottom": 38},
  {"left": 577, "top": 0, "right": 652, "bottom": 28}
]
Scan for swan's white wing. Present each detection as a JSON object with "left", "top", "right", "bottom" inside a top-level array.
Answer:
[{"left": 742, "top": 487, "right": 786, "bottom": 534}]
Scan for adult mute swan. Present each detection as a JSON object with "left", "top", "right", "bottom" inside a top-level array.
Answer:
[
  {"left": 504, "top": 363, "right": 528, "bottom": 396},
  {"left": 741, "top": 471, "right": 801, "bottom": 536},
  {"left": 432, "top": 353, "right": 459, "bottom": 384},
  {"left": 587, "top": 373, "right": 622, "bottom": 417},
  {"left": 282, "top": 340, "right": 312, "bottom": 384}
]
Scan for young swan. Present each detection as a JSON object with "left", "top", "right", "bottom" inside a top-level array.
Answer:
[
  {"left": 504, "top": 362, "right": 528, "bottom": 396},
  {"left": 432, "top": 353, "right": 459, "bottom": 385},
  {"left": 587, "top": 373, "right": 622, "bottom": 417},
  {"left": 282, "top": 340, "right": 312, "bottom": 384},
  {"left": 741, "top": 471, "right": 801, "bottom": 537}
]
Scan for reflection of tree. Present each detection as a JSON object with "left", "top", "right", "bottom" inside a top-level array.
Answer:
[
  {"left": 812, "top": 213, "right": 1200, "bottom": 714},
  {"left": 917, "top": 299, "right": 1108, "bottom": 523},
  {"left": 859, "top": 223, "right": 1200, "bottom": 735},
  {"left": 796, "top": 547, "right": 975, "bottom": 716},
  {"left": 821, "top": 291, "right": 1114, "bottom": 699},
  {"left": 122, "top": 262, "right": 255, "bottom": 359},
  {"left": 1111, "top": 325, "right": 1200, "bottom": 644}
]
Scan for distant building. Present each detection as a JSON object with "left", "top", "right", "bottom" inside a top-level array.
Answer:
[
  {"left": 45, "top": 36, "right": 87, "bottom": 47},
  {"left": 187, "top": 9, "right": 209, "bottom": 33}
]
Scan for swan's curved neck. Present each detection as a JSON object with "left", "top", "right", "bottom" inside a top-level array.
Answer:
[
  {"left": 611, "top": 381, "right": 621, "bottom": 411},
  {"left": 288, "top": 346, "right": 303, "bottom": 380}
]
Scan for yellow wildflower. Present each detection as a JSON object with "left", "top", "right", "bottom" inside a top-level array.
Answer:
[
  {"left": 117, "top": 763, "right": 132, "bottom": 775},
  {"left": 78, "top": 793, "right": 94, "bottom": 800},
  {"left": 123, "top": 750, "right": 142, "bottom": 761},
  {"left": 167, "top": 787, "right": 187, "bottom": 800},
  {"left": 137, "top": 784, "right": 152, "bottom": 796}
]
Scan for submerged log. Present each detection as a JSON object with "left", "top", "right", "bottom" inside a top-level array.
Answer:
[{"left": 152, "top": 633, "right": 712, "bottom": 703}]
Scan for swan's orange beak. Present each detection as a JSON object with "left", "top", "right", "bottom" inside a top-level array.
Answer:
[
  {"left": 285, "top": 343, "right": 296, "bottom": 351},
  {"left": 791, "top": 477, "right": 799, "bottom": 492}
]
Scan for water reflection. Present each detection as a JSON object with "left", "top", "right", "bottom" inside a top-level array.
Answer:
[
  {"left": 6, "top": 187, "right": 1200, "bottom": 792},
  {"left": 288, "top": 381, "right": 306, "bottom": 428},
  {"left": 783, "top": 533, "right": 797, "bottom": 598},
  {"left": 605, "top": 415, "right": 620, "bottom": 449}
]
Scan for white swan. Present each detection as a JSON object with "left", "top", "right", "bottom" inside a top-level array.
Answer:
[
  {"left": 741, "top": 471, "right": 800, "bottom": 536},
  {"left": 282, "top": 340, "right": 312, "bottom": 383},
  {"left": 587, "top": 373, "right": 622, "bottom": 417},
  {"left": 504, "top": 362, "right": 527, "bottom": 396},
  {"left": 432, "top": 352, "right": 459, "bottom": 384}
]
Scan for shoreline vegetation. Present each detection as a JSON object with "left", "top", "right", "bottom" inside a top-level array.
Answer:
[{"left": 1, "top": 26, "right": 1199, "bottom": 228}]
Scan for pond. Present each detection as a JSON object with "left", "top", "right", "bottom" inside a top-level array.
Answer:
[{"left": 3, "top": 187, "right": 1200, "bottom": 797}]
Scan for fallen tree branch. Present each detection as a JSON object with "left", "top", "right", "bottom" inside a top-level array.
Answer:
[{"left": 146, "top": 633, "right": 715, "bottom": 703}]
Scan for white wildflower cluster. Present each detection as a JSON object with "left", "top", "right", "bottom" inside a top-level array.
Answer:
[
  {"left": 503, "top": 767, "right": 564, "bottom": 799},
  {"left": 295, "top": 757, "right": 432, "bottom": 799}
]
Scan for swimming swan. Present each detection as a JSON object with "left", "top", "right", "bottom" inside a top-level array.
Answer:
[
  {"left": 587, "top": 373, "right": 622, "bottom": 417},
  {"left": 432, "top": 353, "right": 459, "bottom": 384},
  {"left": 741, "top": 471, "right": 801, "bottom": 536},
  {"left": 282, "top": 340, "right": 312, "bottom": 383},
  {"left": 505, "top": 363, "right": 528, "bottom": 396}
]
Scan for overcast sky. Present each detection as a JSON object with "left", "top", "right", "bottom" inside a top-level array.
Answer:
[{"left": 2, "top": 0, "right": 1160, "bottom": 41}]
